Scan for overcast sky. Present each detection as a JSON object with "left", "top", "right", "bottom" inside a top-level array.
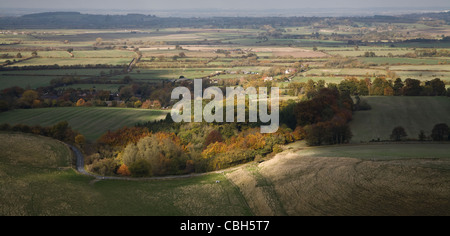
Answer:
[{"left": 1, "top": 0, "right": 449, "bottom": 10}]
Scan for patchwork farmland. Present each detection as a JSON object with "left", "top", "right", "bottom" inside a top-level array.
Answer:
[{"left": 1, "top": 10, "right": 450, "bottom": 217}]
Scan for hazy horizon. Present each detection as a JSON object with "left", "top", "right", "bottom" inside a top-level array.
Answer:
[
  {"left": 1, "top": 7, "right": 449, "bottom": 18},
  {"left": 1, "top": 0, "right": 450, "bottom": 17}
]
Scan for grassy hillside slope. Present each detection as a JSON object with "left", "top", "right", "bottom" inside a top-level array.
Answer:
[
  {"left": 227, "top": 142, "right": 450, "bottom": 216},
  {"left": 0, "top": 132, "right": 251, "bottom": 216},
  {"left": 349, "top": 96, "right": 450, "bottom": 143}
]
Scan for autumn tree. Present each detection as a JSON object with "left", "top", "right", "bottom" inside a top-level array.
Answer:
[
  {"left": 76, "top": 98, "right": 86, "bottom": 107},
  {"left": 364, "top": 51, "right": 376, "bottom": 57},
  {"left": 51, "top": 121, "right": 71, "bottom": 141},
  {"left": 357, "top": 79, "right": 370, "bottom": 96},
  {"left": 152, "top": 100, "right": 162, "bottom": 109},
  {"left": 117, "top": 164, "right": 131, "bottom": 176},
  {"left": 122, "top": 134, "right": 187, "bottom": 176},
  {"left": 371, "top": 77, "right": 390, "bottom": 96},
  {"left": 119, "top": 86, "right": 133, "bottom": 101},
  {"left": 18, "top": 90, "right": 39, "bottom": 108},
  {"left": 279, "top": 100, "right": 298, "bottom": 129},
  {"left": 96, "top": 90, "right": 111, "bottom": 101},
  {"left": 294, "top": 88, "right": 343, "bottom": 126},
  {"left": 204, "top": 130, "right": 224, "bottom": 149},
  {"left": 305, "top": 121, "right": 352, "bottom": 146},
  {"left": 75, "top": 134, "right": 86, "bottom": 146},
  {"left": 403, "top": 78, "right": 422, "bottom": 96},
  {"left": 384, "top": 86, "right": 394, "bottom": 96},
  {"left": 287, "top": 82, "right": 304, "bottom": 97},
  {"left": 128, "top": 159, "right": 152, "bottom": 177},
  {"left": 338, "top": 77, "right": 359, "bottom": 95},
  {"left": 393, "top": 78, "right": 404, "bottom": 96},
  {"left": 134, "top": 100, "right": 142, "bottom": 108},
  {"left": 202, "top": 141, "right": 227, "bottom": 159},
  {"left": 304, "top": 123, "right": 328, "bottom": 146},
  {"left": 87, "top": 158, "right": 117, "bottom": 176},
  {"left": 427, "top": 78, "right": 446, "bottom": 96},
  {"left": 293, "top": 88, "right": 353, "bottom": 146},
  {"left": 141, "top": 100, "right": 152, "bottom": 109},
  {"left": 98, "top": 126, "right": 150, "bottom": 147},
  {"left": 304, "top": 79, "right": 318, "bottom": 99},
  {"left": 95, "top": 37, "right": 103, "bottom": 46}
]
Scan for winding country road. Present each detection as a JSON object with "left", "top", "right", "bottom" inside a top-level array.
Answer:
[{"left": 68, "top": 145, "right": 212, "bottom": 181}]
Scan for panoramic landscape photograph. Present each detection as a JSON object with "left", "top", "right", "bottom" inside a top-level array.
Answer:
[{"left": 1, "top": 0, "right": 450, "bottom": 222}]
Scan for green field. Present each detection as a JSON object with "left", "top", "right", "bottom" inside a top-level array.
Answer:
[
  {"left": 295, "top": 143, "right": 450, "bottom": 160},
  {"left": 359, "top": 57, "right": 450, "bottom": 65},
  {"left": 304, "top": 68, "right": 386, "bottom": 77},
  {"left": 350, "top": 96, "right": 450, "bottom": 142},
  {"left": 0, "top": 75, "right": 61, "bottom": 90},
  {"left": 0, "top": 132, "right": 251, "bottom": 216},
  {"left": 3, "top": 131, "right": 449, "bottom": 216},
  {"left": 388, "top": 64, "right": 450, "bottom": 71},
  {"left": 0, "top": 68, "right": 124, "bottom": 90},
  {"left": 9, "top": 57, "right": 131, "bottom": 67},
  {"left": 0, "top": 107, "right": 168, "bottom": 141},
  {"left": 327, "top": 49, "right": 415, "bottom": 57}
]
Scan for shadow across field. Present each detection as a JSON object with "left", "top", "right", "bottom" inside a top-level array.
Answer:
[
  {"left": 0, "top": 107, "right": 168, "bottom": 141},
  {"left": 228, "top": 143, "right": 450, "bottom": 216},
  {"left": 350, "top": 96, "right": 450, "bottom": 143}
]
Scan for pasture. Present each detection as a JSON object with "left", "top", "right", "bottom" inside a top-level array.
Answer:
[
  {"left": 3, "top": 131, "right": 449, "bottom": 216},
  {"left": 2, "top": 18, "right": 450, "bottom": 216},
  {"left": 0, "top": 68, "right": 124, "bottom": 90},
  {"left": 0, "top": 74, "right": 60, "bottom": 90},
  {"left": 0, "top": 107, "right": 168, "bottom": 141},
  {"left": 349, "top": 96, "right": 450, "bottom": 143},
  {"left": 9, "top": 57, "right": 131, "bottom": 67},
  {"left": 0, "top": 132, "right": 251, "bottom": 216}
]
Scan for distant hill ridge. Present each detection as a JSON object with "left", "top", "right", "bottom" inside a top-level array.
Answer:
[
  {"left": 0, "top": 11, "right": 449, "bottom": 29},
  {"left": 22, "top": 12, "right": 83, "bottom": 17}
]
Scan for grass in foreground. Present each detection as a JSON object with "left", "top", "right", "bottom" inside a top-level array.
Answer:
[
  {"left": 247, "top": 142, "right": 450, "bottom": 216},
  {"left": 0, "top": 132, "right": 252, "bottom": 216}
]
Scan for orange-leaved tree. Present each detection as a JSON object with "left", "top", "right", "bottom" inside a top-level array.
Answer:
[
  {"left": 117, "top": 164, "right": 131, "bottom": 176},
  {"left": 76, "top": 98, "right": 86, "bottom": 107}
]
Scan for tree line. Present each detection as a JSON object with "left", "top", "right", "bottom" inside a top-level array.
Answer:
[
  {"left": 390, "top": 124, "right": 450, "bottom": 142},
  {"left": 281, "top": 87, "right": 354, "bottom": 146},
  {"left": 288, "top": 77, "right": 450, "bottom": 98},
  {"left": 0, "top": 121, "right": 83, "bottom": 145},
  {"left": 83, "top": 120, "right": 301, "bottom": 177},
  {"left": 0, "top": 76, "right": 188, "bottom": 112},
  {"left": 2, "top": 11, "right": 449, "bottom": 30}
]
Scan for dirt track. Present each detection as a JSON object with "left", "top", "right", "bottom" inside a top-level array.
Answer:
[{"left": 227, "top": 150, "right": 450, "bottom": 216}]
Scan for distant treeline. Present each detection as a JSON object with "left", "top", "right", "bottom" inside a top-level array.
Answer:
[
  {"left": 0, "top": 121, "right": 80, "bottom": 144},
  {"left": 287, "top": 77, "right": 450, "bottom": 98},
  {"left": 0, "top": 64, "right": 126, "bottom": 71},
  {"left": 1, "top": 11, "right": 449, "bottom": 29}
]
